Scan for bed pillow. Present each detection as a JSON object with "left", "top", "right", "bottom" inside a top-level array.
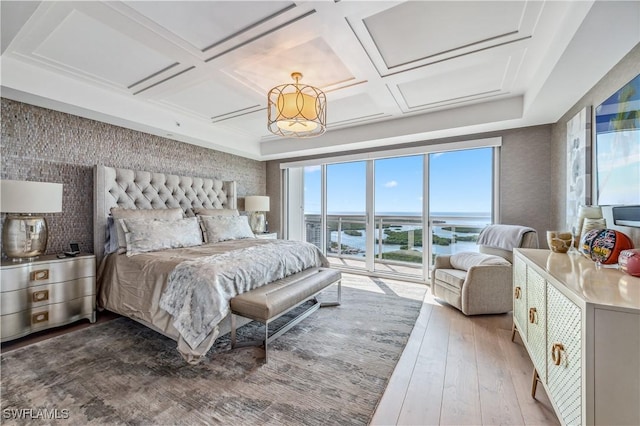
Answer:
[
  {"left": 111, "top": 207, "right": 184, "bottom": 253},
  {"left": 103, "top": 216, "right": 119, "bottom": 255},
  {"left": 120, "top": 217, "right": 202, "bottom": 256},
  {"left": 193, "top": 208, "right": 239, "bottom": 217},
  {"left": 200, "top": 215, "right": 255, "bottom": 243},
  {"left": 450, "top": 252, "right": 511, "bottom": 271}
]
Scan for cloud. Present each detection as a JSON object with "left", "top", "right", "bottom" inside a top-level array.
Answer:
[
  {"left": 384, "top": 180, "right": 398, "bottom": 188},
  {"left": 305, "top": 165, "right": 321, "bottom": 172}
]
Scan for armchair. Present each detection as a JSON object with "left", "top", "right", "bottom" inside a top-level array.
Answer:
[{"left": 430, "top": 225, "right": 538, "bottom": 315}]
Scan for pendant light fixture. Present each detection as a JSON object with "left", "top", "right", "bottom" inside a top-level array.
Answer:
[{"left": 267, "top": 72, "right": 326, "bottom": 138}]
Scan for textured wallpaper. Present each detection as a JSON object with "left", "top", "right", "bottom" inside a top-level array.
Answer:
[{"left": 0, "top": 99, "right": 266, "bottom": 257}]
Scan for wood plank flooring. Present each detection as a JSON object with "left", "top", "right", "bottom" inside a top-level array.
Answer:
[{"left": 372, "top": 288, "right": 560, "bottom": 426}]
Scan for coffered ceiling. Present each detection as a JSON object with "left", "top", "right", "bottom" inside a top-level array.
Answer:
[{"left": 1, "top": 1, "right": 638, "bottom": 160}]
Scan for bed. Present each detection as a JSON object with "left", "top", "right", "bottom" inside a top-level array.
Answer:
[{"left": 93, "top": 165, "right": 331, "bottom": 363}]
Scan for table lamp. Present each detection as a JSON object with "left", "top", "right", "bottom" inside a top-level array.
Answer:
[
  {"left": 1, "top": 180, "right": 63, "bottom": 261},
  {"left": 245, "top": 196, "right": 270, "bottom": 234}
]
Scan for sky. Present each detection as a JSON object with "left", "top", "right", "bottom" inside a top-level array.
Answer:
[{"left": 304, "top": 147, "right": 493, "bottom": 215}]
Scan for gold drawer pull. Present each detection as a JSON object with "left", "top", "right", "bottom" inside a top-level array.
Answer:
[
  {"left": 551, "top": 343, "right": 565, "bottom": 366},
  {"left": 30, "top": 269, "right": 50, "bottom": 281},
  {"left": 514, "top": 286, "right": 522, "bottom": 299},
  {"left": 32, "top": 289, "right": 49, "bottom": 302},
  {"left": 529, "top": 307, "right": 537, "bottom": 324},
  {"left": 32, "top": 311, "right": 49, "bottom": 324}
]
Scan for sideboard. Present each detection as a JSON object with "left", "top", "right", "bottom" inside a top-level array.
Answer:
[{"left": 512, "top": 248, "right": 640, "bottom": 426}]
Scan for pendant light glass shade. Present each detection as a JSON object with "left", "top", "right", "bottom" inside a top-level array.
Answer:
[{"left": 268, "top": 72, "right": 326, "bottom": 138}]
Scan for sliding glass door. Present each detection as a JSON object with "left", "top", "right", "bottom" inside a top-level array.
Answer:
[
  {"left": 373, "top": 155, "right": 425, "bottom": 278},
  {"left": 326, "top": 161, "right": 368, "bottom": 271},
  {"left": 429, "top": 148, "right": 494, "bottom": 263},
  {"left": 285, "top": 142, "right": 498, "bottom": 282}
]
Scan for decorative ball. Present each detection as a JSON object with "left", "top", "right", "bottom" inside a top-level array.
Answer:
[
  {"left": 580, "top": 229, "right": 634, "bottom": 264},
  {"left": 579, "top": 229, "right": 603, "bottom": 257},
  {"left": 619, "top": 249, "right": 640, "bottom": 277}
]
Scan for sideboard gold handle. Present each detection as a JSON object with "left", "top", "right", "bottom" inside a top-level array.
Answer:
[
  {"left": 32, "top": 289, "right": 49, "bottom": 302},
  {"left": 529, "top": 307, "right": 537, "bottom": 324},
  {"left": 514, "top": 287, "right": 522, "bottom": 299},
  {"left": 551, "top": 343, "right": 565, "bottom": 366},
  {"left": 30, "top": 269, "right": 49, "bottom": 281},
  {"left": 31, "top": 311, "right": 49, "bottom": 324}
]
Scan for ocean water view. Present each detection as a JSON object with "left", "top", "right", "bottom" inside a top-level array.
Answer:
[{"left": 308, "top": 211, "right": 492, "bottom": 260}]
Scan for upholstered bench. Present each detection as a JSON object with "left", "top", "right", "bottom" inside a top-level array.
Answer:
[{"left": 229, "top": 267, "right": 341, "bottom": 361}]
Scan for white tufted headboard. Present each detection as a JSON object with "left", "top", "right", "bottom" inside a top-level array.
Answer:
[{"left": 93, "top": 165, "right": 237, "bottom": 263}]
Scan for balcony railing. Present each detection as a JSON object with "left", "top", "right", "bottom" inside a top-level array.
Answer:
[{"left": 303, "top": 213, "right": 491, "bottom": 267}]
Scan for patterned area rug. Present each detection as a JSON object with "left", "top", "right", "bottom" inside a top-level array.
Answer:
[{"left": 1, "top": 281, "right": 424, "bottom": 425}]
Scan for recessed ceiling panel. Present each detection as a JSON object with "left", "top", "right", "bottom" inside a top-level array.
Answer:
[
  {"left": 229, "top": 37, "right": 354, "bottom": 94},
  {"left": 327, "top": 93, "right": 383, "bottom": 126},
  {"left": 124, "top": 1, "right": 294, "bottom": 51},
  {"left": 160, "top": 79, "right": 259, "bottom": 119},
  {"left": 364, "top": 1, "right": 526, "bottom": 68},
  {"left": 398, "top": 58, "right": 509, "bottom": 108},
  {"left": 33, "top": 10, "right": 174, "bottom": 87}
]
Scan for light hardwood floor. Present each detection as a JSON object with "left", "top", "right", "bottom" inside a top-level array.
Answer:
[{"left": 371, "top": 284, "right": 560, "bottom": 425}]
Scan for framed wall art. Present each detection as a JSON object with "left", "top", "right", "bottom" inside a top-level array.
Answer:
[
  {"left": 566, "top": 106, "right": 591, "bottom": 229},
  {"left": 594, "top": 73, "right": 640, "bottom": 206}
]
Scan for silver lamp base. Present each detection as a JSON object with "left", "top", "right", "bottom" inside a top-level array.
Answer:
[
  {"left": 249, "top": 211, "right": 266, "bottom": 234},
  {"left": 2, "top": 214, "right": 48, "bottom": 261}
]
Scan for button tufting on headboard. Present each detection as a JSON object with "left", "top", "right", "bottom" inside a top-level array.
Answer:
[{"left": 94, "top": 165, "right": 237, "bottom": 263}]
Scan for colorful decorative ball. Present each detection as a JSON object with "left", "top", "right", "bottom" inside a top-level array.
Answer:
[
  {"left": 579, "top": 229, "right": 603, "bottom": 257},
  {"left": 579, "top": 229, "right": 634, "bottom": 264}
]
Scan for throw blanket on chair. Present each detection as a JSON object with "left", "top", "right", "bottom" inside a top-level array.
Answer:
[
  {"left": 160, "top": 240, "right": 328, "bottom": 363},
  {"left": 477, "top": 224, "right": 536, "bottom": 251}
]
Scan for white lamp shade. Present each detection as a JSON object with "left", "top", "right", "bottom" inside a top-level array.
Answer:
[
  {"left": 245, "top": 196, "right": 270, "bottom": 212},
  {"left": 1, "top": 180, "right": 63, "bottom": 213}
]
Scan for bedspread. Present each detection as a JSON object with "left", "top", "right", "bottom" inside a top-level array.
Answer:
[{"left": 159, "top": 240, "right": 328, "bottom": 361}]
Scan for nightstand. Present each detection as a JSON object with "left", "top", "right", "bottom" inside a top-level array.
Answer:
[
  {"left": 255, "top": 233, "right": 277, "bottom": 240},
  {"left": 0, "top": 254, "right": 96, "bottom": 342}
]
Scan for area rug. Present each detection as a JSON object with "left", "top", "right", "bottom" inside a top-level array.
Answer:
[{"left": 1, "top": 283, "right": 424, "bottom": 425}]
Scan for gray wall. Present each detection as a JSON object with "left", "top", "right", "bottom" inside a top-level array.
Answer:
[
  {"left": 550, "top": 43, "right": 639, "bottom": 246},
  {"left": 267, "top": 124, "right": 553, "bottom": 247},
  {"left": 0, "top": 99, "right": 266, "bottom": 257}
]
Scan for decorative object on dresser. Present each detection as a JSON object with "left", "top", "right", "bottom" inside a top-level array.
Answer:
[
  {"left": 0, "top": 180, "right": 63, "bottom": 261},
  {"left": 245, "top": 195, "right": 270, "bottom": 234},
  {"left": 431, "top": 224, "right": 539, "bottom": 315},
  {"left": 0, "top": 254, "right": 96, "bottom": 342},
  {"left": 267, "top": 72, "right": 327, "bottom": 138},
  {"left": 512, "top": 248, "right": 640, "bottom": 425},
  {"left": 573, "top": 205, "right": 603, "bottom": 249},
  {"left": 546, "top": 231, "right": 573, "bottom": 253},
  {"left": 579, "top": 228, "right": 634, "bottom": 264},
  {"left": 619, "top": 249, "right": 640, "bottom": 276}
]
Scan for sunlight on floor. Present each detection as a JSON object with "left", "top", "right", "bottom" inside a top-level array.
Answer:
[{"left": 339, "top": 273, "right": 427, "bottom": 302}]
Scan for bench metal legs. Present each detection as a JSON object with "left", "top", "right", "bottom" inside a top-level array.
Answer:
[{"left": 230, "top": 280, "right": 341, "bottom": 363}]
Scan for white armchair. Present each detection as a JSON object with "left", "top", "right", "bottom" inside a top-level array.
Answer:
[{"left": 430, "top": 225, "right": 538, "bottom": 315}]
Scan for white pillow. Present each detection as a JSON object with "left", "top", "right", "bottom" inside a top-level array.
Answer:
[
  {"left": 193, "top": 208, "right": 239, "bottom": 217},
  {"left": 120, "top": 217, "right": 202, "bottom": 256},
  {"left": 199, "top": 215, "right": 255, "bottom": 243},
  {"left": 449, "top": 252, "right": 510, "bottom": 271},
  {"left": 111, "top": 207, "right": 184, "bottom": 253}
]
